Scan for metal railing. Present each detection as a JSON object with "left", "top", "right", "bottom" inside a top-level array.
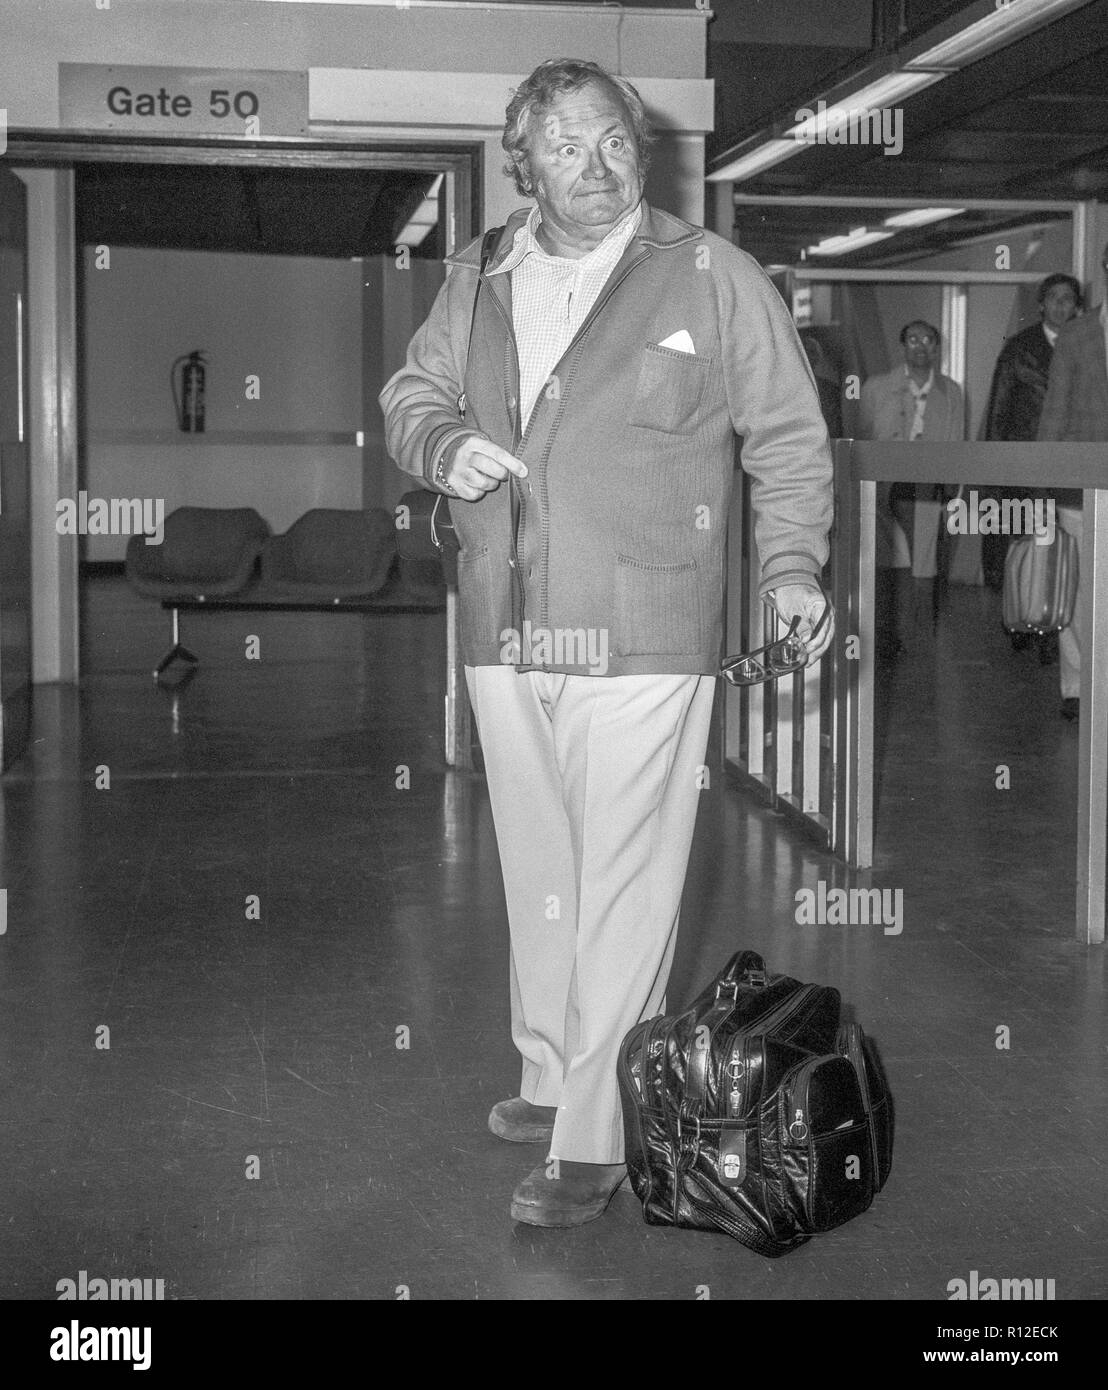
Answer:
[{"left": 725, "top": 440, "right": 1108, "bottom": 946}]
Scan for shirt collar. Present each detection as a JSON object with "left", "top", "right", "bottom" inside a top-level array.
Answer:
[
  {"left": 487, "top": 199, "right": 643, "bottom": 276},
  {"left": 1043, "top": 322, "right": 1059, "bottom": 346},
  {"left": 904, "top": 365, "right": 934, "bottom": 396}
]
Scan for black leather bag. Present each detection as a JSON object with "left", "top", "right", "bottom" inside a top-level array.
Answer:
[
  {"left": 395, "top": 225, "right": 503, "bottom": 580},
  {"left": 617, "top": 950, "right": 893, "bottom": 1257}
]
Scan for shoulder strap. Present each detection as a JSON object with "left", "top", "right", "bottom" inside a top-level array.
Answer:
[{"left": 458, "top": 226, "right": 504, "bottom": 420}]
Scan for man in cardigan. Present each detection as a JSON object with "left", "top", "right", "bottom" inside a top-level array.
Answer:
[
  {"left": 860, "top": 322, "right": 965, "bottom": 653},
  {"left": 1037, "top": 245, "right": 1108, "bottom": 720},
  {"left": 380, "top": 59, "right": 834, "bottom": 1226}
]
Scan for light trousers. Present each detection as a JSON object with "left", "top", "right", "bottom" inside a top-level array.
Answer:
[{"left": 465, "top": 664, "right": 717, "bottom": 1164}]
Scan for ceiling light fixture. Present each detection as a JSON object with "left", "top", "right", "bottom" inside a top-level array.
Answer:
[
  {"left": 709, "top": 0, "right": 1091, "bottom": 184},
  {"left": 882, "top": 207, "right": 966, "bottom": 228},
  {"left": 395, "top": 173, "right": 444, "bottom": 250},
  {"left": 902, "top": 0, "right": 1090, "bottom": 72},
  {"left": 708, "top": 70, "right": 943, "bottom": 183},
  {"left": 806, "top": 227, "right": 896, "bottom": 256}
]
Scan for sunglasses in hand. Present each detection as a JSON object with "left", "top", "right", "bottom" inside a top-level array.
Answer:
[{"left": 720, "top": 598, "right": 831, "bottom": 687}]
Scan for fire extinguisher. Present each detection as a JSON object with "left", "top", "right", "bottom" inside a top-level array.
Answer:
[{"left": 171, "top": 350, "right": 209, "bottom": 432}]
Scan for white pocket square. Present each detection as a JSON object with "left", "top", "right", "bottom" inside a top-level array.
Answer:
[{"left": 658, "top": 330, "right": 695, "bottom": 354}]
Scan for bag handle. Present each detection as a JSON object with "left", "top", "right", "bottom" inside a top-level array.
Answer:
[
  {"left": 720, "top": 950, "right": 768, "bottom": 990},
  {"left": 457, "top": 225, "right": 503, "bottom": 422},
  {"left": 681, "top": 952, "right": 768, "bottom": 1120}
]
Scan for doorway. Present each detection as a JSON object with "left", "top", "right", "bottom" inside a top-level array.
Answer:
[{"left": 5, "top": 134, "right": 481, "bottom": 702}]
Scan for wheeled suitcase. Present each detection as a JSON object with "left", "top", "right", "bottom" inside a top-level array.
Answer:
[
  {"left": 617, "top": 950, "right": 893, "bottom": 1257},
  {"left": 1002, "top": 529, "right": 1077, "bottom": 634}
]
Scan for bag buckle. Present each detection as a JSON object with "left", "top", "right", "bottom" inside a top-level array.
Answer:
[{"left": 676, "top": 1105, "right": 701, "bottom": 1159}]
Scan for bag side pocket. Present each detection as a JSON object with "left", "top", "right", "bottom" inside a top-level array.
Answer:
[
  {"left": 780, "top": 1054, "right": 875, "bottom": 1234},
  {"left": 838, "top": 1024, "right": 895, "bottom": 1192}
]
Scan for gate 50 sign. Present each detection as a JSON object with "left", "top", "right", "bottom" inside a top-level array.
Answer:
[{"left": 59, "top": 65, "right": 308, "bottom": 136}]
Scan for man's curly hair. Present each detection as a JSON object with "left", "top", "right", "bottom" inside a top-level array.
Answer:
[{"left": 501, "top": 58, "right": 655, "bottom": 197}]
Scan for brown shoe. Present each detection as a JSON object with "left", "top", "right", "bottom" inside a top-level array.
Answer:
[
  {"left": 488, "top": 1097, "right": 557, "bottom": 1143},
  {"left": 510, "top": 1160, "right": 627, "bottom": 1227}
]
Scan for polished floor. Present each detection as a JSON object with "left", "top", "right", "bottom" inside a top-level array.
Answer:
[{"left": 0, "top": 575, "right": 1104, "bottom": 1300}]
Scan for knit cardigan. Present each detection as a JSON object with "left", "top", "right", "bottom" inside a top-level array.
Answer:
[{"left": 380, "top": 200, "right": 833, "bottom": 676}]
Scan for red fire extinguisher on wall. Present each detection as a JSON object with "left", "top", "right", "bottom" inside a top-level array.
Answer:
[{"left": 171, "top": 350, "right": 209, "bottom": 432}]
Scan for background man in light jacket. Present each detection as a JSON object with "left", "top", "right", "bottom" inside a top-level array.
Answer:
[
  {"left": 380, "top": 58, "right": 834, "bottom": 1227},
  {"left": 860, "top": 321, "right": 965, "bottom": 652}
]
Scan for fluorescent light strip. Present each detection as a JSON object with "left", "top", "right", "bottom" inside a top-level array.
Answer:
[
  {"left": 904, "top": 0, "right": 1088, "bottom": 71},
  {"left": 710, "top": 0, "right": 1086, "bottom": 184},
  {"left": 396, "top": 174, "right": 444, "bottom": 248},
  {"left": 707, "top": 138, "right": 801, "bottom": 183},
  {"left": 807, "top": 228, "right": 895, "bottom": 256},
  {"left": 396, "top": 220, "right": 434, "bottom": 247},
  {"left": 882, "top": 207, "right": 965, "bottom": 228},
  {"left": 710, "top": 70, "right": 943, "bottom": 182}
]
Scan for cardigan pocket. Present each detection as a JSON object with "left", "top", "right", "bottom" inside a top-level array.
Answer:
[
  {"left": 456, "top": 543, "right": 494, "bottom": 657},
  {"left": 626, "top": 343, "right": 712, "bottom": 435},
  {"left": 614, "top": 554, "right": 703, "bottom": 656}
]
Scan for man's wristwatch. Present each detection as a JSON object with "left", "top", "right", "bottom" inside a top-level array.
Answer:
[{"left": 433, "top": 454, "right": 457, "bottom": 494}]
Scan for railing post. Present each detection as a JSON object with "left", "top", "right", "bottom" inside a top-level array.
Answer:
[
  {"left": 746, "top": 476, "right": 767, "bottom": 781},
  {"left": 444, "top": 586, "right": 472, "bottom": 770},
  {"left": 723, "top": 458, "right": 745, "bottom": 767},
  {"left": 1076, "top": 486, "right": 1107, "bottom": 945},
  {"left": 854, "top": 480, "right": 876, "bottom": 869},
  {"left": 830, "top": 444, "right": 874, "bottom": 869},
  {"left": 831, "top": 439, "right": 858, "bottom": 861},
  {"left": 799, "top": 658, "right": 821, "bottom": 814}
]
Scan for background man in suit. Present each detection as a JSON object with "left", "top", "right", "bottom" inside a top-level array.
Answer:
[
  {"left": 860, "top": 321, "right": 965, "bottom": 653},
  {"left": 983, "top": 274, "right": 1082, "bottom": 649},
  {"left": 1037, "top": 245, "right": 1108, "bottom": 720},
  {"left": 381, "top": 59, "right": 834, "bottom": 1227},
  {"left": 799, "top": 330, "right": 843, "bottom": 439}
]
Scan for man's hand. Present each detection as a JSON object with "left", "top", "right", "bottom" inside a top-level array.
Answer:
[
  {"left": 444, "top": 435, "right": 528, "bottom": 501},
  {"left": 769, "top": 583, "right": 834, "bottom": 663}
]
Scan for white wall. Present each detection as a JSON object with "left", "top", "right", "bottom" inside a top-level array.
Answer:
[{"left": 82, "top": 247, "right": 364, "bottom": 558}]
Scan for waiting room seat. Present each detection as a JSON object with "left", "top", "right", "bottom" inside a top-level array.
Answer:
[
  {"left": 125, "top": 506, "right": 271, "bottom": 675},
  {"left": 258, "top": 508, "right": 396, "bottom": 599}
]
